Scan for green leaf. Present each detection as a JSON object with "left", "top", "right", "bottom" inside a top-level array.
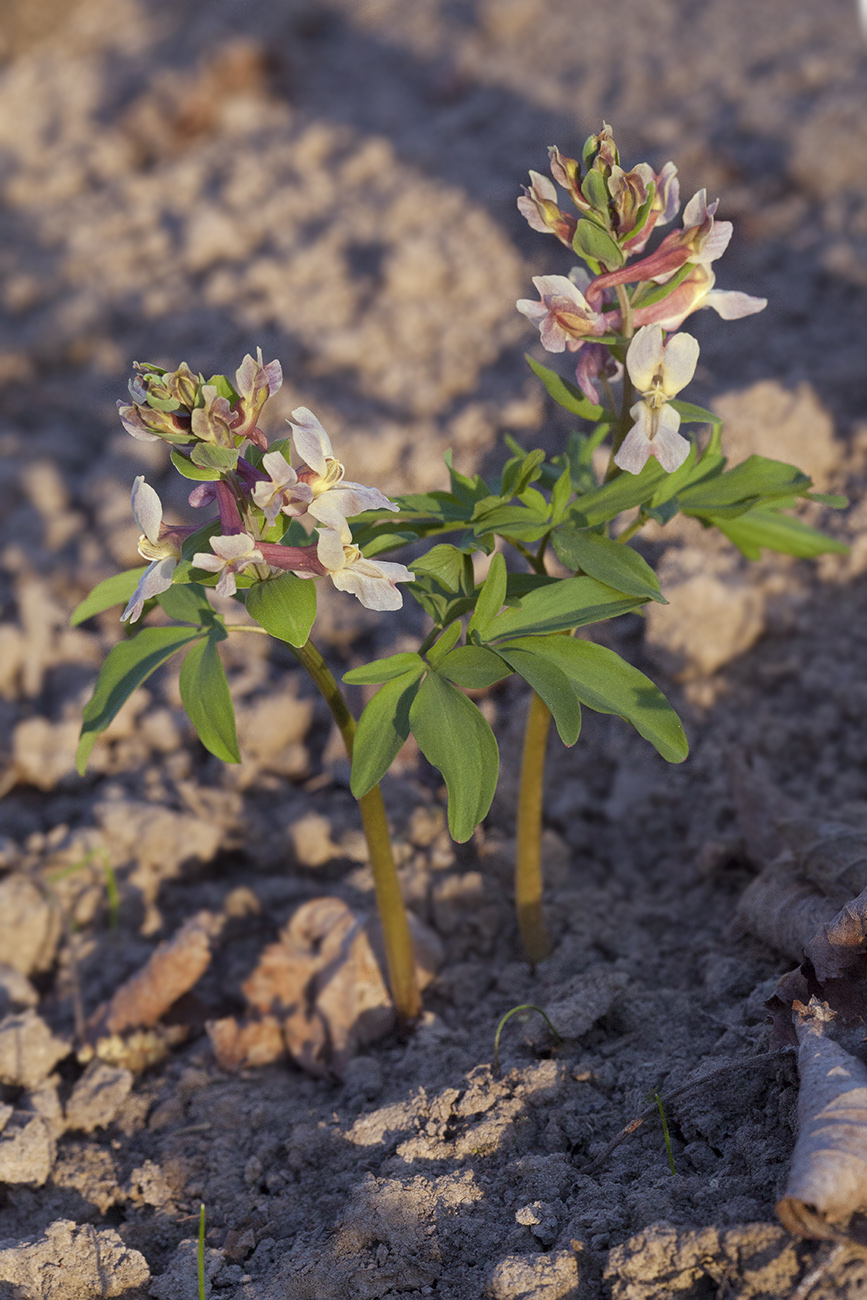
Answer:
[
  {"left": 807, "top": 492, "right": 848, "bottom": 508},
  {"left": 550, "top": 464, "right": 572, "bottom": 523},
  {"left": 179, "top": 632, "right": 240, "bottom": 763},
  {"left": 467, "top": 552, "right": 508, "bottom": 640},
  {"left": 710, "top": 508, "right": 850, "bottom": 561},
  {"left": 629, "top": 262, "right": 694, "bottom": 312},
  {"left": 206, "top": 374, "right": 240, "bottom": 405},
  {"left": 425, "top": 621, "right": 464, "bottom": 667},
  {"left": 572, "top": 218, "right": 625, "bottom": 268},
  {"left": 526, "top": 356, "right": 605, "bottom": 422},
  {"left": 580, "top": 168, "right": 609, "bottom": 213},
  {"left": 552, "top": 528, "right": 665, "bottom": 602},
  {"left": 190, "top": 443, "right": 240, "bottom": 474},
  {"left": 77, "top": 626, "right": 205, "bottom": 773},
  {"left": 155, "top": 583, "right": 216, "bottom": 625},
  {"left": 500, "top": 447, "right": 546, "bottom": 499},
  {"left": 359, "top": 530, "right": 418, "bottom": 558},
  {"left": 496, "top": 646, "right": 582, "bottom": 746},
  {"left": 669, "top": 399, "right": 723, "bottom": 428},
  {"left": 343, "top": 652, "right": 425, "bottom": 685},
  {"left": 411, "top": 544, "right": 475, "bottom": 593},
  {"left": 565, "top": 426, "right": 609, "bottom": 494},
  {"left": 570, "top": 457, "right": 667, "bottom": 527},
  {"left": 499, "top": 635, "right": 688, "bottom": 762},
  {"left": 71, "top": 569, "right": 148, "bottom": 625},
  {"left": 170, "top": 450, "right": 221, "bottom": 482},
  {"left": 245, "top": 572, "right": 317, "bottom": 647},
  {"left": 678, "top": 455, "right": 812, "bottom": 514},
  {"left": 409, "top": 672, "right": 499, "bottom": 842},
  {"left": 437, "top": 644, "right": 513, "bottom": 689},
  {"left": 482, "top": 576, "right": 646, "bottom": 642},
  {"left": 350, "top": 667, "right": 425, "bottom": 798}
]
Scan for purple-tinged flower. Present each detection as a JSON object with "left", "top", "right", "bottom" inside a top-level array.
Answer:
[
  {"left": 516, "top": 275, "right": 607, "bottom": 353},
  {"left": 312, "top": 523, "right": 414, "bottom": 611},
  {"left": 191, "top": 385, "right": 240, "bottom": 447},
  {"left": 233, "top": 348, "right": 283, "bottom": 445},
  {"left": 633, "top": 264, "right": 766, "bottom": 332},
  {"left": 517, "top": 171, "right": 578, "bottom": 247},
  {"left": 288, "top": 407, "right": 399, "bottom": 532},
  {"left": 614, "top": 325, "right": 699, "bottom": 475},
  {"left": 251, "top": 451, "right": 313, "bottom": 527},
  {"left": 574, "top": 342, "right": 623, "bottom": 406},
  {"left": 192, "top": 533, "right": 264, "bottom": 598},
  {"left": 121, "top": 477, "right": 186, "bottom": 623}
]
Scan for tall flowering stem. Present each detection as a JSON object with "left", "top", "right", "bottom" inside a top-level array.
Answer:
[
  {"left": 291, "top": 638, "right": 421, "bottom": 1025},
  {"left": 515, "top": 690, "right": 554, "bottom": 966}
]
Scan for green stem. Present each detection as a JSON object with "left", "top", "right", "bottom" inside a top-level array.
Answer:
[
  {"left": 616, "top": 512, "right": 646, "bottom": 545},
  {"left": 290, "top": 638, "right": 421, "bottom": 1025},
  {"left": 515, "top": 689, "right": 553, "bottom": 966}
]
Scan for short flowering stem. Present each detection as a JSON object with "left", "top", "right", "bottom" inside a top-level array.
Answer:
[
  {"left": 515, "top": 689, "right": 554, "bottom": 966},
  {"left": 290, "top": 637, "right": 421, "bottom": 1026}
]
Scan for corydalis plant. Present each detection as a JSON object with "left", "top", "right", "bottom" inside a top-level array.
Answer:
[
  {"left": 508, "top": 123, "right": 846, "bottom": 960},
  {"left": 75, "top": 125, "right": 846, "bottom": 1028}
]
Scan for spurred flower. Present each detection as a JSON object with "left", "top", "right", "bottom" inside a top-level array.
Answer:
[
  {"left": 251, "top": 451, "right": 313, "bottom": 527},
  {"left": 516, "top": 275, "right": 607, "bottom": 353},
  {"left": 633, "top": 263, "right": 767, "bottom": 332},
  {"left": 311, "top": 523, "right": 414, "bottom": 611},
  {"left": 121, "top": 477, "right": 185, "bottom": 623},
  {"left": 614, "top": 325, "right": 699, "bottom": 475},
  {"left": 192, "top": 533, "right": 264, "bottom": 598},
  {"left": 517, "top": 171, "right": 578, "bottom": 246},
  {"left": 288, "top": 407, "right": 399, "bottom": 532}
]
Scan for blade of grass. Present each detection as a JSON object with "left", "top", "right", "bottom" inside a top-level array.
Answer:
[{"left": 493, "top": 1003, "right": 562, "bottom": 1074}]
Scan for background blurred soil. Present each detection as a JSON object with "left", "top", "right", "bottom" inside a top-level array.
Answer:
[{"left": 0, "top": 1, "right": 866, "bottom": 1296}]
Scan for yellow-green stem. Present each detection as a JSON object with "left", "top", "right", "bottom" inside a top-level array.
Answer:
[
  {"left": 291, "top": 638, "right": 421, "bottom": 1025},
  {"left": 515, "top": 690, "right": 553, "bottom": 965}
]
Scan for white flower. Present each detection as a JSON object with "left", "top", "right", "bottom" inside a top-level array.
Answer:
[
  {"left": 192, "top": 533, "right": 264, "bottom": 598},
  {"left": 614, "top": 325, "right": 699, "bottom": 475},
  {"left": 288, "top": 407, "right": 399, "bottom": 532},
  {"left": 121, "top": 477, "right": 181, "bottom": 623},
  {"left": 312, "top": 524, "right": 414, "bottom": 611},
  {"left": 251, "top": 451, "right": 313, "bottom": 527}
]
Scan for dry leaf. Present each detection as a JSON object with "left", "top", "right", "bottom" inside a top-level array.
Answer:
[
  {"left": 88, "top": 911, "right": 223, "bottom": 1041},
  {"left": 736, "top": 857, "right": 841, "bottom": 964},
  {"left": 777, "top": 998, "right": 867, "bottom": 1244},
  {"left": 208, "top": 897, "right": 442, "bottom": 1077},
  {"left": 777, "top": 819, "right": 867, "bottom": 902}
]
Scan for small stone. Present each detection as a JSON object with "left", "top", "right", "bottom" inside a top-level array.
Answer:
[
  {"left": 289, "top": 812, "right": 341, "bottom": 868},
  {"left": 0, "top": 964, "right": 39, "bottom": 1014},
  {"left": 0, "top": 1011, "right": 70, "bottom": 1088},
  {"left": 488, "top": 1249, "right": 580, "bottom": 1300},
  {"left": 0, "top": 1114, "right": 55, "bottom": 1185},
  {"left": 0, "top": 1220, "right": 150, "bottom": 1297},
  {"left": 66, "top": 1062, "right": 134, "bottom": 1132},
  {"left": 0, "top": 875, "right": 62, "bottom": 975}
]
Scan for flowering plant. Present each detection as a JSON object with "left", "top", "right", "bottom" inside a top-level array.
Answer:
[{"left": 74, "top": 125, "right": 846, "bottom": 1022}]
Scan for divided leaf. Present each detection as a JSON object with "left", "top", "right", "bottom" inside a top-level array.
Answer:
[
  {"left": 77, "top": 626, "right": 205, "bottom": 773},
  {"left": 245, "top": 572, "right": 317, "bottom": 647},
  {"left": 498, "top": 635, "right": 687, "bottom": 762},
  {"left": 482, "top": 576, "right": 646, "bottom": 642},
  {"left": 496, "top": 645, "right": 582, "bottom": 746},
  {"left": 350, "top": 666, "right": 425, "bottom": 798},
  {"left": 71, "top": 569, "right": 148, "bottom": 625},
  {"left": 179, "top": 632, "right": 240, "bottom": 763},
  {"left": 552, "top": 527, "right": 665, "bottom": 602},
  {"left": 409, "top": 671, "right": 499, "bottom": 842}
]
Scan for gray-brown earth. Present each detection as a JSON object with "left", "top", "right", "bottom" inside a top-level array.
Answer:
[{"left": 0, "top": 0, "right": 866, "bottom": 1296}]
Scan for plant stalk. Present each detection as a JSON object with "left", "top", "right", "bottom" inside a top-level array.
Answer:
[
  {"left": 515, "top": 689, "right": 554, "bottom": 965},
  {"left": 290, "top": 638, "right": 421, "bottom": 1025}
]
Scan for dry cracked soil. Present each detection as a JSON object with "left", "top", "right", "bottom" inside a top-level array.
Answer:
[{"left": 0, "top": 1, "right": 867, "bottom": 1297}]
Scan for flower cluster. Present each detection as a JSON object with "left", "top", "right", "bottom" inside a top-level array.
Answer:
[
  {"left": 517, "top": 125, "right": 766, "bottom": 474},
  {"left": 120, "top": 355, "right": 413, "bottom": 621}
]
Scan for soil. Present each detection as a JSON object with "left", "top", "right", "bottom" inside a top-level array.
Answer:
[{"left": 0, "top": 1, "right": 866, "bottom": 1296}]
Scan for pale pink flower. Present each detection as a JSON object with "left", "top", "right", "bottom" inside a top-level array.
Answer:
[
  {"left": 251, "top": 451, "right": 313, "bottom": 528},
  {"left": 312, "top": 523, "right": 414, "bottom": 611},
  {"left": 193, "top": 533, "right": 264, "bottom": 598},
  {"left": 121, "top": 477, "right": 183, "bottom": 623},
  {"left": 516, "top": 275, "right": 607, "bottom": 353},
  {"left": 287, "top": 407, "right": 399, "bottom": 532},
  {"left": 633, "top": 264, "right": 767, "bottom": 332}
]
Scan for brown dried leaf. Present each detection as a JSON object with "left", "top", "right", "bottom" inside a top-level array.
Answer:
[
  {"left": 88, "top": 911, "right": 223, "bottom": 1040},
  {"left": 805, "top": 885, "right": 867, "bottom": 983},
  {"left": 778, "top": 818, "right": 867, "bottom": 902},
  {"left": 736, "top": 857, "right": 841, "bottom": 963},
  {"left": 777, "top": 998, "right": 867, "bottom": 1244}
]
